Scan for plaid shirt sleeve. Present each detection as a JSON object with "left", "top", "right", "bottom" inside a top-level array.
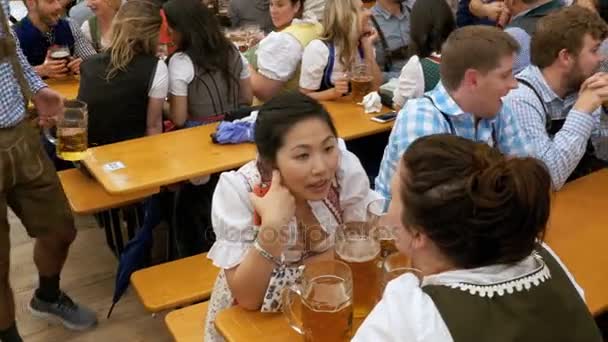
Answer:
[
  {"left": 68, "top": 19, "right": 96, "bottom": 59},
  {"left": 495, "top": 104, "right": 532, "bottom": 157},
  {"left": 505, "top": 90, "right": 595, "bottom": 190},
  {"left": 0, "top": 0, "right": 46, "bottom": 127},
  {"left": 374, "top": 99, "right": 451, "bottom": 200}
]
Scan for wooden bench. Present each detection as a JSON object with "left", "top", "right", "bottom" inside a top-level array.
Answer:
[
  {"left": 165, "top": 301, "right": 209, "bottom": 342},
  {"left": 131, "top": 253, "right": 220, "bottom": 312},
  {"left": 58, "top": 168, "right": 159, "bottom": 254}
]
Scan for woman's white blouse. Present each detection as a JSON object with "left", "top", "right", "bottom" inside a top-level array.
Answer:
[
  {"left": 392, "top": 52, "right": 441, "bottom": 108},
  {"left": 207, "top": 142, "right": 381, "bottom": 269},
  {"left": 299, "top": 39, "right": 364, "bottom": 91},
  {"left": 353, "top": 244, "right": 584, "bottom": 342},
  {"left": 255, "top": 18, "right": 318, "bottom": 82}
]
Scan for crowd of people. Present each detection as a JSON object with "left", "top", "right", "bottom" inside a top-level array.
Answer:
[{"left": 0, "top": 0, "right": 607, "bottom": 341}]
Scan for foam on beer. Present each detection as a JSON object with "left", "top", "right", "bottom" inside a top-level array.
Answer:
[
  {"left": 50, "top": 50, "right": 70, "bottom": 59},
  {"left": 335, "top": 237, "right": 381, "bottom": 262},
  {"left": 303, "top": 275, "right": 351, "bottom": 312},
  {"left": 335, "top": 236, "right": 381, "bottom": 318}
]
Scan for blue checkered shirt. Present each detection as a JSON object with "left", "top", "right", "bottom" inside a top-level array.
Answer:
[
  {"left": 0, "top": 0, "right": 46, "bottom": 128},
  {"left": 375, "top": 82, "right": 531, "bottom": 200},
  {"left": 505, "top": 27, "right": 531, "bottom": 75},
  {"left": 504, "top": 65, "right": 607, "bottom": 189}
]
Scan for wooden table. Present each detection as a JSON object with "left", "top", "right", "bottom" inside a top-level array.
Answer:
[
  {"left": 46, "top": 77, "right": 79, "bottom": 99},
  {"left": 81, "top": 98, "right": 393, "bottom": 194},
  {"left": 213, "top": 170, "right": 608, "bottom": 341},
  {"left": 57, "top": 169, "right": 158, "bottom": 215},
  {"left": 545, "top": 169, "right": 608, "bottom": 315},
  {"left": 215, "top": 307, "right": 364, "bottom": 342}
]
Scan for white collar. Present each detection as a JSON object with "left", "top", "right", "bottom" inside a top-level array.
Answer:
[
  {"left": 291, "top": 17, "right": 319, "bottom": 25},
  {"left": 421, "top": 251, "right": 551, "bottom": 298}
]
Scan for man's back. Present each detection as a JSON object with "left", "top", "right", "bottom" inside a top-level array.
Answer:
[{"left": 230, "top": 0, "right": 273, "bottom": 33}]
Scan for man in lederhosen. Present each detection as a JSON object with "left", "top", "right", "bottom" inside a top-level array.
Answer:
[{"left": 0, "top": 1, "right": 96, "bottom": 341}]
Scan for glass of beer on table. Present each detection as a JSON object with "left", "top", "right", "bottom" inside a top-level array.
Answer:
[
  {"left": 367, "top": 198, "right": 397, "bottom": 259},
  {"left": 49, "top": 45, "right": 70, "bottom": 61},
  {"left": 282, "top": 260, "right": 354, "bottom": 342},
  {"left": 350, "top": 62, "right": 373, "bottom": 104},
  {"left": 44, "top": 100, "right": 88, "bottom": 161},
  {"left": 48, "top": 45, "right": 71, "bottom": 77},
  {"left": 335, "top": 221, "right": 381, "bottom": 318},
  {"left": 380, "top": 252, "right": 421, "bottom": 297}
]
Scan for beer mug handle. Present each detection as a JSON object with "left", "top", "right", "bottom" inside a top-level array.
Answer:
[
  {"left": 43, "top": 126, "right": 57, "bottom": 145},
  {"left": 281, "top": 284, "right": 305, "bottom": 335}
]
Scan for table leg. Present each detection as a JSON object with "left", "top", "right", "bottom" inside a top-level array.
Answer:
[
  {"left": 100, "top": 210, "right": 117, "bottom": 256},
  {"left": 124, "top": 206, "right": 136, "bottom": 240},
  {"left": 110, "top": 209, "right": 124, "bottom": 255}
]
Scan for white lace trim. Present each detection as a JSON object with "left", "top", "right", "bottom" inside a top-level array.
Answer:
[{"left": 443, "top": 253, "right": 552, "bottom": 298}]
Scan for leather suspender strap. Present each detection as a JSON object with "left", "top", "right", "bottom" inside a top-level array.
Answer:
[
  {"left": 370, "top": 15, "right": 392, "bottom": 72},
  {"left": 516, "top": 77, "right": 553, "bottom": 132},
  {"left": 424, "top": 95, "right": 456, "bottom": 135}
]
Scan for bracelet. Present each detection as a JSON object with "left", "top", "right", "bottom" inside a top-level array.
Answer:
[{"left": 253, "top": 239, "right": 283, "bottom": 266}]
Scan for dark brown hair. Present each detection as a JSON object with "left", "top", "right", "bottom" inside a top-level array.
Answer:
[
  {"left": 531, "top": 6, "right": 608, "bottom": 68},
  {"left": 409, "top": 0, "right": 455, "bottom": 59},
  {"left": 255, "top": 91, "right": 337, "bottom": 165},
  {"left": 440, "top": 26, "right": 520, "bottom": 91},
  {"left": 399, "top": 134, "right": 551, "bottom": 269},
  {"left": 163, "top": 0, "right": 240, "bottom": 94}
]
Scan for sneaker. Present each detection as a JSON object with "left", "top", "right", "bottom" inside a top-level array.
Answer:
[{"left": 28, "top": 292, "right": 98, "bottom": 331}]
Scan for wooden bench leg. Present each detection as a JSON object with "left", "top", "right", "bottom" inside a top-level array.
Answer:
[
  {"left": 110, "top": 209, "right": 124, "bottom": 255},
  {"left": 100, "top": 211, "right": 117, "bottom": 256},
  {"left": 123, "top": 207, "right": 137, "bottom": 240},
  {"left": 136, "top": 203, "right": 145, "bottom": 228}
]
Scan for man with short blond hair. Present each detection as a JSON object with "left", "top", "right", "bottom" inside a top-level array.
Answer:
[{"left": 376, "top": 25, "right": 530, "bottom": 200}]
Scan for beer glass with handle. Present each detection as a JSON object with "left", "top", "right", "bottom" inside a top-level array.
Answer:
[
  {"left": 48, "top": 45, "right": 70, "bottom": 62},
  {"left": 350, "top": 62, "right": 373, "bottom": 104},
  {"left": 44, "top": 99, "right": 88, "bottom": 161},
  {"left": 367, "top": 198, "right": 397, "bottom": 259},
  {"left": 380, "top": 252, "right": 421, "bottom": 299},
  {"left": 48, "top": 45, "right": 71, "bottom": 77},
  {"left": 282, "top": 260, "right": 354, "bottom": 342},
  {"left": 335, "top": 221, "right": 381, "bottom": 318}
]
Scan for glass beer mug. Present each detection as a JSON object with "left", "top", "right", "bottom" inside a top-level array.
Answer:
[
  {"left": 380, "top": 252, "right": 421, "bottom": 296},
  {"left": 335, "top": 222, "right": 381, "bottom": 318},
  {"left": 282, "top": 260, "right": 354, "bottom": 342},
  {"left": 44, "top": 100, "right": 88, "bottom": 161},
  {"left": 350, "top": 62, "right": 372, "bottom": 104},
  {"left": 49, "top": 45, "right": 70, "bottom": 62},
  {"left": 367, "top": 198, "right": 397, "bottom": 259}
]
